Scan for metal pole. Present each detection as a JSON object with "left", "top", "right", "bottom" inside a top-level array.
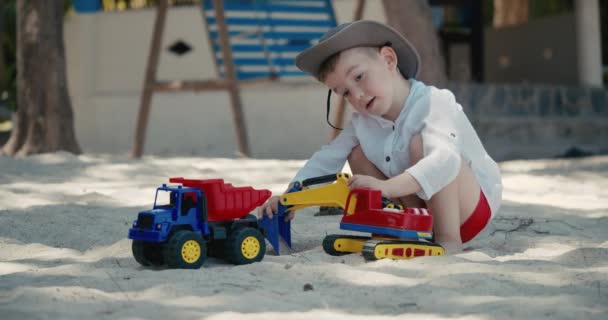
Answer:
[
  {"left": 132, "top": 0, "right": 168, "bottom": 158},
  {"left": 0, "top": 0, "right": 5, "bottom": 96},
  {"left": 470, "top": 0, "right": 484, "bottom": 82},
  {"left": 575, "top": 0, "right": 603, "bottom": 87},
  {"left": 213, "top": 0, "right": 251, "bottom": 157}
]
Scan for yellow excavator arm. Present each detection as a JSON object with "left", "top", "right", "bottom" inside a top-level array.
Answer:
[{"left": 279, "top": 173, "right": 352, "bottom": 212}]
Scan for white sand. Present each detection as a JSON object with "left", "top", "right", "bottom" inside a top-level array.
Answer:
[{"left": 0, "top": 153, "right": 606, "bottom": 319}]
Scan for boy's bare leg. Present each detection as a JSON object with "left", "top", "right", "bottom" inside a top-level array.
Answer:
[
  {"left": 348, "top": 145, "right": 424, "bottom": 208},
  {"left": 409, "top": 135, "right": 481, "bottom": 254},
  {"left": 347, "top": 145, "right": 386, "bottom": 179}
]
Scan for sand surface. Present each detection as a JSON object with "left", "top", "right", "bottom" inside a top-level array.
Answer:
[{"left": 0, "top": 153, "right": 606, "bottom": 319}]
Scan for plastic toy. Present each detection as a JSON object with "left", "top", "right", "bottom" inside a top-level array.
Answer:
[
  {"left": 128, "top": 177, "right": 281, "bottom": 269},
  {"left": 263, "top": 173, "right": 445, "bottom": 260}
]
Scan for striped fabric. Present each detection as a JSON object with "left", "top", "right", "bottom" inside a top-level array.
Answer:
[{"left": 202, "top": 0, "right": 337, "bottom": 80}]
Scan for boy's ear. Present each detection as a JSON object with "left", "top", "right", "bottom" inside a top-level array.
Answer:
[{"left": 379, "top": 46, "right": 398, "bottom": 71}]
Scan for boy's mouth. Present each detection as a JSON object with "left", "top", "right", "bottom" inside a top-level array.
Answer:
[{"left": 366, "top": 97, "right": 376, "bottom": 110}]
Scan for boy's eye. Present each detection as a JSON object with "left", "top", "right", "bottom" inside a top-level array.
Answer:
[
  {"left": 355, "top": 73, "right": 363, "bottom": 81},
  {"left": 343, "top": 90, "right": 350, "bottom": 97}
]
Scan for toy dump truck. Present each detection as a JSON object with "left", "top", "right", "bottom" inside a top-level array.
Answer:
[{"left": 128, "top": 177, "right": 275, "bottom": 269}]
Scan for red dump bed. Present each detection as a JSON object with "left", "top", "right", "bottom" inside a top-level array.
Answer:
[{"left": 169, "top": 177, "right": 271, "bottom": 222}]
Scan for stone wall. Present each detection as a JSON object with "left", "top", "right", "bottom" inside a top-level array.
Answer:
[{"left": 450, "top": 83, "right": 608, "bottom": 161}]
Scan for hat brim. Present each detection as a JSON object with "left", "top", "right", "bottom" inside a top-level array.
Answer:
[{"left": 295, "top": 20, "right": 420, "bottom": 80}]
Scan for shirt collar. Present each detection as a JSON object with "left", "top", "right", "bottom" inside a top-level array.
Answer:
[{"left": 367, "top": 79, "right": 423, "bottom": 128}]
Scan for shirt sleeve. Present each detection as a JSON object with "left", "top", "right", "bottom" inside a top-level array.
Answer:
[
  {"left": 293, "top": 121, "right": 359, "bottom": 183},
  {"left": 405, "top": 89, "right": 462, "bottom": 200}
]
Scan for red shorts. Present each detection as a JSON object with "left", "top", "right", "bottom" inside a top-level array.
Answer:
[{"left": 460, "top": 190, "right": 491, "bottom": 243}]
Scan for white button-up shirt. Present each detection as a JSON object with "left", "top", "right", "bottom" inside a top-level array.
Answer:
[{"left": 293, "top": 79, "right": 503, "bottom": 216}]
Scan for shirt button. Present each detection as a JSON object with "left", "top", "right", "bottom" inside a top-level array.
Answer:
[
  {"left": 392, "top": 125, "right": 395, "bottom": 131},
  {"left": 385, "top": 156, "right": 391, "bottom": 162}
]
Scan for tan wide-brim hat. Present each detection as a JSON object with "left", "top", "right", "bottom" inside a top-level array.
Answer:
[{"left": 295, "top": 20, "right": 421, "bottom": 80}]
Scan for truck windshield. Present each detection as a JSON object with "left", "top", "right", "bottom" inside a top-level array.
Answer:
[{"left": 154, "top": 189, "right": 176, "bottom": 209}]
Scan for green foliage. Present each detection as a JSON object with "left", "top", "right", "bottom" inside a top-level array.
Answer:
[
  {"left": 1, "top": 0, "right": 16, "bottom": 112},
  {"left": 65, "top": 0, "right": 73, "bottom": 13},
  {"left": 482, "top": 0, "right": 494, "bottom": 27},
  {"left": 482, "top": 0, "right": 574, "bottom": 27},
  {"left": 529, "top": 0, "right": 574, "bottom": 19}
]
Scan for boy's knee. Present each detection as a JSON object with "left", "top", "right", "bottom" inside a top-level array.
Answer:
[
  {"left": 348, "top": 145, "right": 365, "bottom": 163},
  {"left": 409, "top": 134, "right": 423, "bottom": 164}
]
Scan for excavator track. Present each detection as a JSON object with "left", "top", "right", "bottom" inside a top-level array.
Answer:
[
  {"left": 322, "top": 234, "right": 371, "bottom": 256},
  {"left": 362, "top": 239, "right": 444, "bottom": 261}
]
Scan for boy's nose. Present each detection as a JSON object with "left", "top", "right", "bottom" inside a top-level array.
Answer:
[{"left": 353, "top": 88, "right": 365, "bottom": 101}]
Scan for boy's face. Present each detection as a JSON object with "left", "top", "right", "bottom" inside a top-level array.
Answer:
[{"left": 322, "top": 47, "right": 398, "bottom": 118}]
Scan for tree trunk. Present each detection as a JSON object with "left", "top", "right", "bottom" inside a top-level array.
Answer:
[
  {"left": 493, "top": 0, "right": 529, "bottom": 28},
  {"left": 382, "top": 0, "right": 447, "bottom": 87},
  {"left": 2, "top": 0, "right": 81, "bottom": 156}
]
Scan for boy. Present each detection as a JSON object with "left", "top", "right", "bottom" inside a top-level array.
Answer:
[{"left": 258, "top": 20, "right": 502, "bottom": 253}]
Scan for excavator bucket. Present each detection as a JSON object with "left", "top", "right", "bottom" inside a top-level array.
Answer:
[
  {"left": 258, "top": 182, "right": 306, "bottom": 255},
  {"left": 259, "top": 204, "right": 292, "bottom": 255}
]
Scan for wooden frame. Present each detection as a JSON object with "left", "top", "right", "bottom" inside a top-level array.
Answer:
[{"left": 132, "top": 0, "right": 250, "bottom": 158}]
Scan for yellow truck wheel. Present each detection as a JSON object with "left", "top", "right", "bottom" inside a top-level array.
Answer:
[
  {"left": 225, "top": 227, "right": 265, "bottom": 265},
  {"left": 164, "top": 230, "right": 206, "bottom": 269}
]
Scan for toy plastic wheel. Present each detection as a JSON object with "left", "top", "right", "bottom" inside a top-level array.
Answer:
[
  {"left": 132, "top": 240, "right": 165, "bottom": 266},
  {"left": 322, "top": 235, "right": 350, "bottom": 256},
  {"left": 323, "top": 234, "right": 370, "bottom": 256},
  {"left": 381, "top": 197, "right": 403, "bottom": 209},
  {"left": 164, "top": 230, "right": 207, "bottom": 269},
  {"left": 225, "top": 227, "right": 265, "bottom": 265}
]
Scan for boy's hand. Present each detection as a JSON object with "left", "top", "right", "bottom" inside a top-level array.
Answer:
[
  {"left": 257, "top": 195, "right": 280, "bottom": 219},
  {"left": 347, "top": 175, "right": 387, "bottom": 194},
  {"left": 256, "top": 195, "right": 296, "bottom": 221}
]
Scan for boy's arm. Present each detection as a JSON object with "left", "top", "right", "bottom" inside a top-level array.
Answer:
[
  {"left": 373, "top": 134, "right": 459, "bottom": 199},
  {"left": 403, "top": 132, "right": 461, "bottom": 200},
  {"left": 381, "top": 171, "right": 422, "bottom": 199},
  {"left": 399, "top": 90, "right": 463, "bottom": 200},
  {"left": 347, "top": 168, "right": 422, "bottom": 199},
  {"left": 259, "top": 124, "right": 358, "bottom": 220},
  {"left": 292, "top": 123, "right": 359, "bottom": 183}
]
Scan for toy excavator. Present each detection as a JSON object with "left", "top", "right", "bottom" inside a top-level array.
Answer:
[{"left": 260, "top": 173, "right": 445, "bottom": 261}]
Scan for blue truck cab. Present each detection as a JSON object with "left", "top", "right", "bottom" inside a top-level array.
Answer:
[{"left": 128, "top": 184, "right": 208, "bottom": 243}]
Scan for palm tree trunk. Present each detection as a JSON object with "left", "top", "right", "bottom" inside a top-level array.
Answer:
[
  {"left": 382, "top": 0, "right": 447, "bottom": 87},
  {"left": 2, "top": 0, "right": 81, "bottom": 156},
  {"left": 493, "top": 0, "right": 529, "bottom": 28}
]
